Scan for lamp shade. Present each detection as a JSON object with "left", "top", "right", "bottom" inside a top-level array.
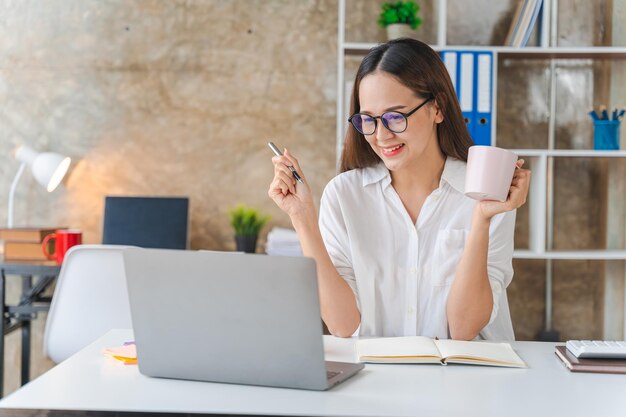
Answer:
[{"left": 15, "top": 145, "right": 71, "bottom": 192}]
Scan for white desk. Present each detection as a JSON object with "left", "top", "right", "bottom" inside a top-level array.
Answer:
[{"left": 1, "top": 329, "right": 625, "bottom": 417}]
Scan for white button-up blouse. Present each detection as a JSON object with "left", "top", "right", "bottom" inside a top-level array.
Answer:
[{"left": 318, "top": 157, "right": 516, "bottom": 340}]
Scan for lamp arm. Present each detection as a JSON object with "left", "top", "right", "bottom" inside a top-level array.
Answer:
[{"left": 8, "top": 162, "right": 26, "bottom": 228}]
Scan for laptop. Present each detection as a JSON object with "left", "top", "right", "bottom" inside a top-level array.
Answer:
[{"left": 122, "top": 247, "right": 364, "bottom": 390}]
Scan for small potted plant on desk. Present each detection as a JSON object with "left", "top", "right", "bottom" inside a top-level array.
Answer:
[
  {"left": 378, "top": 0, "right": 423, "bottom": 40},
  {"left": 229, "top": 204, "right": 270, "bottom": 253}
]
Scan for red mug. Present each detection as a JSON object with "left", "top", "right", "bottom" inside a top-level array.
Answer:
[{"left": 42, "top": 229, "right": 82, "bottom": 264}]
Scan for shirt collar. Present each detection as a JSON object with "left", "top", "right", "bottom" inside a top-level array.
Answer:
[
  {"left": 361, "top": 162, "right": 390, "bottom": 187},
  {"left": 440, "top": 157, "right": 466, "bottom": 194},
  {"left": 361, "top": 157, "right": 466, "bottom": 194}
]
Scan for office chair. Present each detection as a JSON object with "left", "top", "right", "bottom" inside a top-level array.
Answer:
[
  {"left": 102, "top": 196, "right": 189, "bottom": 249},
  {"left": 43, "top": 245, "right": 132, "bottom": 363}
]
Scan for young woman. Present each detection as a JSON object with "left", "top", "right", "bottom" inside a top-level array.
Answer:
[{"left": 268, "top": 39, "right": 530, "bottom": 341}]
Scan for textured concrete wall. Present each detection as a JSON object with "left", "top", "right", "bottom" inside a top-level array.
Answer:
[
  {"left": 0, "top": 0, "right": 339, "bottom": 395},
  {"left": 0, "top": 0, "right": 623, "bottom": 395}
]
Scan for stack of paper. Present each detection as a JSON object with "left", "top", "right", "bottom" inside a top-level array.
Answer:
[
  {"left": 265, "top": 227, "right": 303, "bottom": 257},
  {"left": 103, "top": 342, "right": 137, "bottom": 365}
]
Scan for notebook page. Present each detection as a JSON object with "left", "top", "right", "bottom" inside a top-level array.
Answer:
[
  {"left": 356, "top": 336, "right": 441, "bottom": 362},
  {"left": 434, "top": 339, "right": 526, "bottom": 368}
]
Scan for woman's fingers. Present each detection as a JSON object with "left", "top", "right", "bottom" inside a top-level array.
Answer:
[
  {"left": 274, "top": 165, "right": 297, "bottom": 193},
  {"left": 507, "top": 168, "right": 530, "bottom": 208},
  {"left": 274, "top": 159, "right": 296, "bottom": 179},
  {"left": 272, "top": 155, "right": 299, "bottom": 180},
  {"left": 284, "top": 149, "right": 305, "bottom": 183},
  {"left": 269, "top": 167, "right": 297, "bottom": 196},
  {"left": 274, "top": 177, "right": 289, "bottom": 196},
  {"left": 271, "top": 149, "right": 305, "bottom": 184},
  {"left": 279, "top": 171, "right": 296, "bottom": 194}
]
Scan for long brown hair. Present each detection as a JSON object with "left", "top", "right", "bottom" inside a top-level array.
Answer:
[{"left": 340, "top": 38, "right": 473, "bottom": 173}]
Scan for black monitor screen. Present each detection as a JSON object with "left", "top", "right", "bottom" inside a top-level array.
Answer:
[{"left": 102, "top": 196, "right": 189, "bottom": 249}]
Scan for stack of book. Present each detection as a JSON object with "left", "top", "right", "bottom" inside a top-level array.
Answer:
[
  {"left": 265, "top": 227, "right": 303, "bottom": 257},
  {"left": 0, "top": 227, "right": 59, "bottom": 264},
  {"left": 555, "top": 343, "right": 626, "bottom": 375}
]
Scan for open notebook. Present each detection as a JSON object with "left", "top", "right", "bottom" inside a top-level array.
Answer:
[{"left": 356, "top": 336, "right": 526, "bottom": 368}]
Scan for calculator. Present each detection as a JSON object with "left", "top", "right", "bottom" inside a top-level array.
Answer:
[{"left": 565, "top": 340, "right": 626, "bottom": 359}]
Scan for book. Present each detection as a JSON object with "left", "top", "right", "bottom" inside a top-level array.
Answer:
[
  {"left": 0, "top": 227, "right": 57, "bottom": 243},
  {"left": 355, "top": 336, "right": 526, "bottom": 368},
  {"left": 3, "top": 241, "right": 51, "bottom": 261},
  {"left": 0, "top": 258, "right": 57, "bottom": 266},
  {"left": 555, "top": 345, "right": 626, "bottom": 374},
  {"left": 504, "top": 0, "right": 528, "bottom": 46},
  {"left": 518, "top": 0, "right": 543, "bottom": 47},
  {"left": 504, "top": 0, "right": 543, "bottom": 47}
]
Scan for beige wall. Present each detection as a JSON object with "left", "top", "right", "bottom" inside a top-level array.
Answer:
[{"left": 0, "top": 0, "right": 623, "bottom": 395}]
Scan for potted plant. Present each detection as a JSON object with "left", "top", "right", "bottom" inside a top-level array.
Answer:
[
  {"left": 378, "top": 1, "right": 423, "bottom": 40},
  {"left": 228, "top": 204, "right": 270, "bottom": 253}
]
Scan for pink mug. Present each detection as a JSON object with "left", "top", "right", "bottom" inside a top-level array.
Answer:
[{"left": 465, "top": 146, "right": 518, "bottom": 202}]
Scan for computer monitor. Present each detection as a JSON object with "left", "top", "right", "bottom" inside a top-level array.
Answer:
[{"left": 102, "top": 196, "right": 189, "bottom": 249}]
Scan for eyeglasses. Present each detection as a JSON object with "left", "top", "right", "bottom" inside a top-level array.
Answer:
[{"left": 348, "top": 96, "right": 433, "bottom": 135}]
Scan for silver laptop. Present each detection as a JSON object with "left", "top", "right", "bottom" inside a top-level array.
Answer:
[{"left": 122, "top": 247, "right": 363, "bottom": 390}]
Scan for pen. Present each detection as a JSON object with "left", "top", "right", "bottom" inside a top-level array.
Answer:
[
  {"left": 267, "top": 141, "right": 303, "bottom": 184},
  {"left": 587, "top": 108, "right": 599, "bottom": 121},
  {"left": 600, "top": 105, "right": 609, "bottom": 120}
]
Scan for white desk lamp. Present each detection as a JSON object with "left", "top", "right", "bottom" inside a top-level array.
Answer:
[{"left": 7, "top": 144, "right": 71, "bottom": 228}]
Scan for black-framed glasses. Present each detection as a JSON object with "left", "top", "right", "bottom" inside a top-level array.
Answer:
[{"left": 348, "top": 96, "right": 433, "bottom": 135}]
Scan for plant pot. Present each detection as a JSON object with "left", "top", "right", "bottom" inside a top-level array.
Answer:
[
  {"left": 386, "top": 23, "right": 416, "bottom": 40},
  {"left": 235, "top": 234, "right": 258, "bottom": 253}
]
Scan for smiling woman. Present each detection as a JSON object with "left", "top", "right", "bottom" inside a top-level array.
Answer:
[
  {"left": 268, "top": 38, "right": 531, "bottom": 341},
  {"left": 341, "top": 39, "right": 472, "bottom": 173}
]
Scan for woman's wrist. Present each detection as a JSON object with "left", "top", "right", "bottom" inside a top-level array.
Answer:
[
  {"left": 290, "top": 207, "right": 318, "bottom": 232},
  {"left": 472, "top": 204, "right": 492, "bottom": 229}
]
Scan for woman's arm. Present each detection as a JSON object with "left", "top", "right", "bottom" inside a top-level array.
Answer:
[
  {"left": 446, "top": 210, "right": 494, "bottom": 340},
  {"left": 447, "top": 160, "right": 531, "bottom": 340},
  {"left": 292, "top": 213, "right": 361, "bottom": 337},
  {"left": 268, "top": 150, "right": 360, "bottom": 337}
]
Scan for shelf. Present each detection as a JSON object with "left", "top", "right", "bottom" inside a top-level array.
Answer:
[
  {"left": 513, "top": 250, "right": 626, "bottom": 260},
  {"left": 497, "top": 47, "right": 626, "bottom": 59},
  {"left": 338, "top": 0, "right": 626, "bottom": 341},
  {"left": 508, "top": 149, "right": 626, "bottom": 157},
  {"left": 343, "top": 43, "right": 626, "bottom": 59}
]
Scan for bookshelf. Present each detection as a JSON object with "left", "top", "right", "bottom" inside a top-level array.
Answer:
[
  {"left": 336, "top": 0, "right": 626, "bottom": 340},
  {"left": 344, "top": 43, "right": 626, "bottom": 58}
]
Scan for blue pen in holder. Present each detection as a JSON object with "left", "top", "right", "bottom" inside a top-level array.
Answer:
[{"left": 593, "top": 119, "right": 620, "bottom": 150}]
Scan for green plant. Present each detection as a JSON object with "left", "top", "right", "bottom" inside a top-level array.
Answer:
[
  {"left": 228, "top": 204, "right": 270, "bottom": 236},
  {"left": 377, "top": 1, "right": 422, "bottom": 30}
]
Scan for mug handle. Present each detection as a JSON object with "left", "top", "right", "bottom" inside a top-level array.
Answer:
[{"left": 42, "top": 234, "right": 57, "bottom": 260}]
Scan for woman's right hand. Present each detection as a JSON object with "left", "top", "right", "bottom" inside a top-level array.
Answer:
[{"left": 268, "top": 149, "right": 316, "bottom": 221}]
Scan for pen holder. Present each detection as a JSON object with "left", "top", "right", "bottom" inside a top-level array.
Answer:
[{"left": 593, "top": 120, "right": 620, "bottom": 150}]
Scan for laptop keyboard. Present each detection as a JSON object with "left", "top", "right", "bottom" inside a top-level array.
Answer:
[{"left": 327, "top": 370, "right": 341, "bottom": 380}]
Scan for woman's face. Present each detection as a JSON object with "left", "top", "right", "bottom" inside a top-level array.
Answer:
[{"left": 358, "top": 71, "right": 443, "bottom": 173}]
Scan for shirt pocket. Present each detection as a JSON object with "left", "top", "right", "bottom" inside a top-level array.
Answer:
[{"left": 432, "top": 229, "right": 467, "bottom": 287}]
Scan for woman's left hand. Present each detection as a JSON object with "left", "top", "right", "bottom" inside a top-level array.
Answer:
[{"left": 476, "top": 159, "right": 531, "bottom": 220}]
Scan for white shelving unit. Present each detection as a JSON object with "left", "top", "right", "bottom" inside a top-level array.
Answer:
[
  {"left": 344, "top": 42, "right": 626, "bottom": 57},
  {"left": 336, "top": 0, "right": 626, "bottom": 339}
]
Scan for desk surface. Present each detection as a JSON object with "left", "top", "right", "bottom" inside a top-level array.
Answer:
[
  {"left": 0, "top": 261, "right": 60, "bottom": 275},
  {"left": 1, "top": 329, "right": 625, "bottom": 417}
]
